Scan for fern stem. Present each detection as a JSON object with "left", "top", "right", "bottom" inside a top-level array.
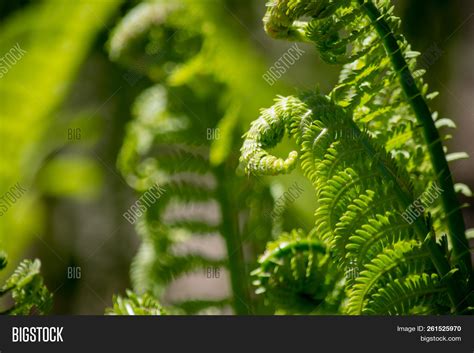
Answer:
[
  {"left": 216, "top": 166, "right": 252, "bottom": 315},
  {"left": 358, "top": 0, "right": 473, "bottom": 293}
]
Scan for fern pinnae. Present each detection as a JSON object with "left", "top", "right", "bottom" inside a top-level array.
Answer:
[
  {"left": 347, "top": 239, "right": 432, "bottom": 314},
  {"left": 252, "top": 229, "right": 337, "bottom": 313},
  {"left": 267, "top": 0, "right": 472, "bottom": 310},
  {"left": 347, "top": 212, "right": 415, "bottom": 264},
  {"left": 107, "top": 290, "right": 166, "bottom": 316},
  {"left": 365, "top": 273, "right": 448, "bottom": 315},
  {"left": 334, "top": 192, "right": 400, "bottom": 265}
]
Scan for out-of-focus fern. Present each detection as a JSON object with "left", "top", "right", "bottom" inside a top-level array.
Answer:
[
  {"left": 240, "top": 0, "right": 473, "bottom": 314},
  {"left": 0, "top": 252, "right": 51, "bottom": 315},
  {"left": 0, "top": 0, "right": 121, "bottom": 267},
  {"left": 109, "top": 0, "right": 276, "bottom": 314}
]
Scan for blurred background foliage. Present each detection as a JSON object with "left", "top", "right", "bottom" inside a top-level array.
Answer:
[{"left": 0, "top": 0, "right": 472, "bottom": 313}]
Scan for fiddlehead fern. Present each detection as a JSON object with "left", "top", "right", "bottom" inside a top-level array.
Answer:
[
  {"left": 241, "top": 88, "right": 469, "bottom": 313},
  {"left": 241, "top": 0, "right": 472, "bottom": 314},
  {"left": 261, "top": 0, "right": 472, "bottom": 280},
  {"left": 252, "top": 229, "right": 338, "bottom": 313},
  {"left": 240, "top": 0, "right": 473, "bottom": 314}
]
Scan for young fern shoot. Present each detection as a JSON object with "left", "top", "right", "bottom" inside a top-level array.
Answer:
[{"left": 240, "top": 0, "right": 473, "bottom": 314}]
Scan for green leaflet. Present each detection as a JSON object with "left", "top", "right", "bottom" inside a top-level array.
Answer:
[{"left": 346, "top": 239, "right": 433, "bottom": 314}]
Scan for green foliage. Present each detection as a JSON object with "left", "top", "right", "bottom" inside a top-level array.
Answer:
[
  {"left": 0, "top": 256, "right": 51, "bottom": 315},
  {"left": 239, "top": 0, "right": 473, "bottom": 314}
]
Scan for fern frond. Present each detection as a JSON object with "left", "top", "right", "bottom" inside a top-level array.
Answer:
[
  {"left": 108, "top": 2, "right": 202, "bottom": 79},
  {"left": 364, "top": 273, "right": 449, "bottom": 315},
  {"left": 346, "top": 239, "right": 432, "bottom": 314},
  {"left": 240, "top": 91, "right": 466, "bottom": 313},
  {"left": 261, "top": 0, "right": 472, "bottom": 282},
  {"left": 239, "top": 0, "right": 473, "bottom": 314}
]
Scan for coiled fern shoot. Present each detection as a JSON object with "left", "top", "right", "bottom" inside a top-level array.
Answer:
[{"left": 240, "top": 0, "right": 473, "bottom": 314}]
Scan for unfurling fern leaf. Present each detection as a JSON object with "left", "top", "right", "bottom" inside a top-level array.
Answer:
[
  {"left": 252, "top": 229, "right": 338, "bottom": 313},
  {"left": 118, "top": 77, "right": 242, "bottom": 311},
  {"left": 240, "top": 89, "right": 470, "bottom": 314},
  {"left": 261, "top": 0, "right": 472, "bottom": 278}
]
